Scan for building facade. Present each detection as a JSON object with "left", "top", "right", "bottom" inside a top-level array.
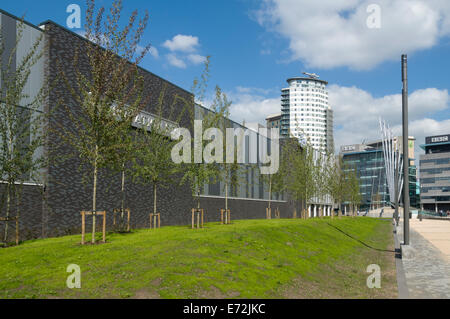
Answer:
[
  {"left": 266, "top": 113, "right": 281, "bottom": 135},
  {"left": 340, "top": 137, "right": 418, "bottom": 210},
  {"left": 340, "top": 144, "right": 389, "bottom": 210},
  {"left": 0, "top": 10, "right": 325, "bottom": 242},
  {"left": 280, "top": 74, "right": 334, "bottom": 153},
  {"left": 420, "top": 134, "right": 450, "bottom": 212}
]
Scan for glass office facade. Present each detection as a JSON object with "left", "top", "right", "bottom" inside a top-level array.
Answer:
[
  {"left": 342, "top": 150, "right": 389, "bottom": 210},
  {"left": 342, "top": 148, "right": 419, "bottom": 210}
]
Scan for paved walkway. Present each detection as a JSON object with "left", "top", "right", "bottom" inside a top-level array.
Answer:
[
  {"left": 397, "top": 218, "right": 450, "bottom": 298},
  {"left": 410, "top": 219, "right": 450, "bottom": 259}
]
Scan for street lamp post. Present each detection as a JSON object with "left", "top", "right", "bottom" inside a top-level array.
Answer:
[
  {"left": 394, "top": 160, "right": 399, "bottom": 226},
  {"left": 402, "top": 54, "right": 410, "bottom": 245}
]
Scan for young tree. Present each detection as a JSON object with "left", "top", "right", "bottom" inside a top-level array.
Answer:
[
  {"left": 215, "top": 91, "right": 243, "bottom": 213},
  {"left": 328, "top": 156, "right": 350, "bottom": 217},
  {"left": 345, "top": 165, "right": 361, "bottom": 217},
  {"left": 322, "top": 150, "right": 337, "bottom": 217},
  {"left": 55, "top": 0, "right": 150, "bottom": 243},
  {"left": 132, "top": 85, "right": 188, "bottom": 219},
  {"left": 0, "top": 21, "right": 48, "bottom": 244},
  {"left": 312, "top": 150, "right": 328, "bottom": 217},
  {"left": 280, "top": 138, "right": 316, "bottom": 218},
  {"left": 259, "top": 139, "right": 285, "bottom": 215},
  {"left": 106, "top": 126, "right": 135, "bottom": 212},
  {"left": 180, "top": 59, "right": 228, "bottom": 210}
]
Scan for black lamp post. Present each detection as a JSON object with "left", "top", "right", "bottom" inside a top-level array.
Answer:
[{"left": 402, "top": 54, "right": 410, "bottom": 245}]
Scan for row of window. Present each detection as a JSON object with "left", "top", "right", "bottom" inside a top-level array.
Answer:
[
  {"left": 421, "top": 177, "right": 450, "bottom": 184},
  {"left": 290, "top": 82, "right": 326, "bottom": 90},
  {"left": 204, "top": 167, "right": 286, "bottom": 201},
  {"left": 289, "top": 92, "right": 328, "bottom": 99},
  {"left": 293, "top": 113, "right": 326, "bottom": 118},
  {"left": 294, "top": 123, "right": 326, "bottom": 128},
  {"left": 421, "top": 196, "right": 450, "bottom": 201},
  {"left": 290, "top": 97, "right": 328, "bottom": 102},
  {"left": 420, "top": 167, "right": 450, "bottom": 175},
  {"left": 421, "top": 158, "right": 450, "bottom": 165},
  {"left": 421, "top": 186, "right": 450, "bottom": 193}
]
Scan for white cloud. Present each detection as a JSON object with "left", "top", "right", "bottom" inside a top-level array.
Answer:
[
  {"left": 148, "top": 46, "right": 159, "bottom": 59},
  {"left": 162, "top": 35, "right": 206, "bottom": 68},
  {"left": 187, "top": 54, "right": 206, "bottom": 65},
  {"left": 227, "top": 87, "right": 281, "bottom": 125},
  {"left": 163, "top": 35, "right": 200, "bottom": 52},
  {"left": 166, "top": 54, "right": 187, "bottom": 68},
  {"left": 235, "top": 86, "right": 275, "bottom": 95},
  {"left": 255, "top": 0, "right": 450, "bottom": 70},
  {"left": 227, "top": 84, "right": 450, "bottom": 159},
  {"left": 329, "top": 85, "right": 450, "bottom": 156}
]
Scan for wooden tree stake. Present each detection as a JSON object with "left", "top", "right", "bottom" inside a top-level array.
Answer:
[
  {"left": 113, "top": 208, "right": 131, "bottom": 232},
  {"left": 266, "top": 207, "right": 272, "bottom": 219},
  {"left": 191, "top": 208, "right": 204, "bottom": 229},
  {"left": 275, "top": 208, "right": 280, "bottom": 219},
  {"left": 80, "top": 211, "right": 107, "bottom": 245},
  {"left": 220, "top": 209, "right": 231, "bottom": 224},
  {"left": 149, "top": 213, "right": 161, "bottom": 229}
]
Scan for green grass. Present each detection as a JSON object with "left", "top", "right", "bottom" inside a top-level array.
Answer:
[{"left": 0, "top": 217, "right": 396, "bottom": 299}]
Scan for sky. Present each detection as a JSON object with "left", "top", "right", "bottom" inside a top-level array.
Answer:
[{"left": 3, "top": 0, "right": 450, "bottom": 157}]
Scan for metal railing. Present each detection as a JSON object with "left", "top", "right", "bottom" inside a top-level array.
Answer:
[{"left": 418, "top": 210, "right": 450, "bottom": 219}]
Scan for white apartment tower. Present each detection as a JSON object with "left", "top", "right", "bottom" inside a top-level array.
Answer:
[{"left": 280, "top": 73, "right": 334, "bottom": 153}]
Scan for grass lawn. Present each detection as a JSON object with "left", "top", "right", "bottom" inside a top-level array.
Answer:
[{"left": 0, "top": 217, "right": 397, "bottom": 299}]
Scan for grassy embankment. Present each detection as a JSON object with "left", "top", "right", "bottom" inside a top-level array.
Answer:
[{"left": 0, "top": 217, "right": 396, "bottom": 299}]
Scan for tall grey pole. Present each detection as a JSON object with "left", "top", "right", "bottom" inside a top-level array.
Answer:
[
  {"left": 394, "top": 162, "right": 399, "bottom": 225},
  {"left": 402, "top": 54, "right": 410, "bottom": 245}
]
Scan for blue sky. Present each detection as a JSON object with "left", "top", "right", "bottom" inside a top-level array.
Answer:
[{"left": 3, "top": 0, "right": 450, "bottom": 155}]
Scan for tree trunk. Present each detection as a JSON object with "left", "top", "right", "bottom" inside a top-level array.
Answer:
[
  {"left": 196, "top": 164, "right": 201, "bottom": 210},
  {"left": 120, "top": 165, "right": 126, "bottom": 230},
  {"left": 225, "top": 181, "right": 228, "bottom": 211},
  {"left": 15, "top": 188, "right": 21, "bottom": 245},
  {"left": 338, "top": 202, "right": 342, "bottom": 218},
  {"left": 197, "top": 185, "right": 200, "bottom": 209},
  {"left": 268, "top": 177, "right": 272, "bottom": 211},
  {"left": 92, "top": 145, "right": 98, "bottom": 244},
  {"left": 3, "top": 183, "right": 11, "bottom": 243},
  {"left": 4, "top": 128, "right": 14, "bottom": 243},
  {"left": 121, "top": 163, "right": 125, "bottom": 213},
  {"left": 153, "top": 183, "right": 157, "bottom": 214}
]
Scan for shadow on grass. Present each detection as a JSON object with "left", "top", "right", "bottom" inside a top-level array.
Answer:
[{"left": 326, "top": 222, "right": 395, "bottom": 253}]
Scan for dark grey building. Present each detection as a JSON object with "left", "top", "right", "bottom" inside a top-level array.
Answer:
[
  {"left": 0, "top": 10, "right": 303, "bottom": 242},
  {"left": 420, "top": 134, "right": 450, "bottom": 212}
]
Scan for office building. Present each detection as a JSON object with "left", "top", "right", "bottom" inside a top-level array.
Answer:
[
  {"left": 266, "top": 113, "right": 281, "bottom": 135},
  {"left": 420, "top": 134, "right": 450, "bottom": 212},
  {"left": 280, "top": 73, "right": 334, "bottom": 153},
  {"left": 0, "top": 9, "right": 312, "bottom": 241},
  {"left": 340, "top": 136, "right": 418, "bottom": 210}
]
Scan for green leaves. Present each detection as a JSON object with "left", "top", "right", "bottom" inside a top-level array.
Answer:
[
  {"left": 0, "top": 20, "right": 48, "bottom": 241},
  {"left": 281, "top": 139, "right": 316, "bottom": 204},
  {"left": 55, "top": 1, "right": 151, "bottom": 211},
  {"left": 180, "top": 59, "right": 230, "bottom": 207},
  {"left": 327, "top": 156, "right": 361, "bottom": 209}
]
